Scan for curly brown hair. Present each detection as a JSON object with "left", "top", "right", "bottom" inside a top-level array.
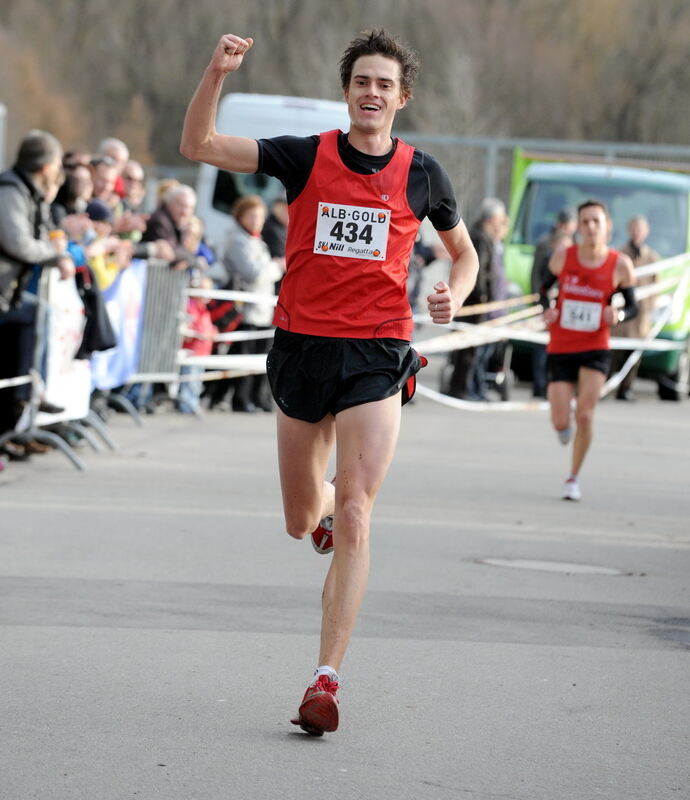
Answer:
[{"left": 339, "top": 29, "right": 419, "bottom": 100}]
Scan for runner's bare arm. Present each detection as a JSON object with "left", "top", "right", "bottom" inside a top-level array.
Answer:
[
  {"left": 180, "top": 34, "right": 259, "bottom": 173},
  {"left": 547, "top": 246, "right": 566, "bottom": 277},
  {"left": 541, "top": 246, "right": 566, "bottom": 326},
  {"left": 427, "top": 220, "right": 479, "bottom": 324},
  {"left": 603, "top": 252, "right": 638, "bottom": 326},
  {"left": 615, "top": 252, "right": 636, "bottom": 288}
]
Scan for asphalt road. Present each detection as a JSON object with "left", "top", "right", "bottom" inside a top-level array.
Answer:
[{"left": 1, "top": 381, "right": 688, "bottom": 800}]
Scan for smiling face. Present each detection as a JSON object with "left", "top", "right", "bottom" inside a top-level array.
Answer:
[{"left": 344, "top": 54, "right": 407, "bottom": 135}]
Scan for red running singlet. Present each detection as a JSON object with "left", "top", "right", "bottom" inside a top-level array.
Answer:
[
  {"left": 273, "top": 130, "right": 421, "bottom": 340},
  {"left": 547, "top": 245, "right": 619, "bottom": 354}
]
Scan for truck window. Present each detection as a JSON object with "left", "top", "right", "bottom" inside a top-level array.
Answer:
[
  {"left": 212, "top": 170, "right": 283, "bottom": 215},
  {"left": 513, "top": 180, "right": 688, "bottom": 257}
]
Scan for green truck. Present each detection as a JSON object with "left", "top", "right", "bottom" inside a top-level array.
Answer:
[{"left": 504, "top": 150, "right": 690, "bottom": 400}]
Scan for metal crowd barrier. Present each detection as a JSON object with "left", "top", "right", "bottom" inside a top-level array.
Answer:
[
  {"left": 0, "top": 271, "right": 97, "bottom": 470},
  {"left": 105, "top": 260, "right": 189, "bottom": 418},
  {"left": 130, "top": 260, "right": 188, "bottom": 383}
]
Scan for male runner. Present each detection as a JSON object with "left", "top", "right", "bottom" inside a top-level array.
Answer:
[
  {"left": 181, "top": 30, "right": 478, "bottom": 735},
  {"left": 541, "top": 200, "right": 636, "bottom": 501}
]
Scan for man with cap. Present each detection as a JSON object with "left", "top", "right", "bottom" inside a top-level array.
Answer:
[{"left": 84, "top": 198, "right": 133, "bottom": 290}]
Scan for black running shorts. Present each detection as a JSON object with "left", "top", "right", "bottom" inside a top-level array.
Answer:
[
  {"left": 546, "top": 349, "right": 612, "bottom": 384},
  {"left": 266, "top": 328, "right": 426, "bottom": 422}
]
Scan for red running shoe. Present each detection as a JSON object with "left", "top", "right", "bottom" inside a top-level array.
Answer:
[
  {"left": 311, "top": 514, "right": 334, "bottom": 554},
  {"left": 311, "top": 477, "right": 335, "bottom": 554},
  {"left": 291, "top": 674, "right": 340, "bottom": 735}
]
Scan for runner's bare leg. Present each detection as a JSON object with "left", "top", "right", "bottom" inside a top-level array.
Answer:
[
  {"left": 570, "top": 368, "right": 606, "bottom": 477},
  {"left": 547, "top": 380, "right": 574, "bottom": 432},
  {"left": 277, "top": 409, "right": 336, "bottom": 537},
  {"left": 318, "top": 394, "right": 402, "bottom": 671}
]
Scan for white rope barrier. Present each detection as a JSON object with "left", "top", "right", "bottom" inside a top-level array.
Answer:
[
  {"left": 479, "top": 305, "right": 544, "bottom": 327},
  {"left": 600, "top": 270, "right": 690, "bottom": 398},
  {"left": 179, "top": 353, "right": 268, "bottom": 372},
  {"left": 0, "top": 374, "right": 33, "bottom": 390},
  {"left": 176, "top": 257, "right": 688, "bottom": 403},
  {"left": 449, "top": 292, "right": 538, "bottom": 317},
  {"left": 414, "top": 318, "right": 685, "bottom": 356},
  {"left": 182, "top": 328, "right": 276, "bottom": 343},
  {"left": 415, "top": 382, "right": 549, "bottom": 412},
  {"left": 634, "top": 252, "right": 690, "bottom": 280},
  {"left": 186, "top": 287, "right": 279, "bottom": 307}
]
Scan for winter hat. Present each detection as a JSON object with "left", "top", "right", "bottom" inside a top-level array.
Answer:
[{"left": 86, "top": 199, "right": 113, "bottom": 222}]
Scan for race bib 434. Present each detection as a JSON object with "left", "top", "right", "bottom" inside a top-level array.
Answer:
[{"left": 314, "top": 201, "right": 390, "bottom": 261}]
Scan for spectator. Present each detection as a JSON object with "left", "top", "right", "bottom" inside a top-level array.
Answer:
[
  {"left": 62, "top": 149, "right": 92, "bottom": 170},
  {"left": 446, "top": 197, "right": 507, "bottom": 400},
  {"left": 123, "top": 184, "right": 196, "bottom": 413},
  {"left": 610, "top": 214, "right": 660, "bottom": 401},
  {"left": 51, "top": 163, "right": 93, "bottom": 224},
  {"left": 120, "top": 159, "right": 147, "bottom": 213},
  {"left": 142, "top": 184, "right": 197, "bottom": 270},
  {"left": 90, "top": 156, "right": 119, "bottom": 209},
  {"left": 155, "top": 178, "right": 180, "bottom": 206},
  {"left": 84, "top": 199, "right": 132, "bottom": 290},
  {"left": 408, "top": 232, "right": 443, "bottom": 314},
  {"left": 261, "top": 194, "right": 289, "bottom": 294},
  {"left": 489, "top": 207, "right": 510, "bottom": 312},
  {"left": 183, "top": 215, "right": 216, "bottom": 278},
  {"left": 97, "top": 137, "right": 130, "bottom": 198},
  {"left": 262, "top": 193, "right": 288, "bottom": 263},
  {"left": 0, "top": 129, "right": 75, "bottom": 443},
  {"left": 112, "top": 162, "right": 175, "bottom": 262},
  {"left": 111, "top": 159, "right": 148, "bottom": 242},
  {"left": 530, "top": 207, "right": 577, "bottom": 397},
  {"left": 178, "top": 275, "right": 217, "bottom": 415},
  {"left": 212, "top": 194, "right": 283, "bottom": 412}
]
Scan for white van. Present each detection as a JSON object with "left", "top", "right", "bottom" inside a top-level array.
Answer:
[{"left": 195, "top": 92, "right": 349, "bottom": 249}]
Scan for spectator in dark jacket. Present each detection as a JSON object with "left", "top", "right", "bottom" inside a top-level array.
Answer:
[
  {"left": 446, "top": 198, "right": 506, "bottom": 399},
  {"left": 142, "top": 184, "right": 197, "bottom": 270},
  {"left": 0, "top": 130, "right": 75, "bottom": 437},
  {"left": 261, "top": 195, "right": 288, "bottom": 260},
  {"left": 261, "top": 194, "right": 289, "bottom": 293},
  {"left": 529, "top": 207, "right": 576, "bottom": 397}
]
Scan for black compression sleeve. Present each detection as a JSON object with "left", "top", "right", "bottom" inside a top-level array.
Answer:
[
  {"left": 539, "top": 271, "right": 558, "bottom": 309},
  {"left": 616, "top": 286, "right": 638, "bottom": 323}
]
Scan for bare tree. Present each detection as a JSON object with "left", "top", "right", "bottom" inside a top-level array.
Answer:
[{"left": 1, "top": 0, "right": 689, "bottom": 166}]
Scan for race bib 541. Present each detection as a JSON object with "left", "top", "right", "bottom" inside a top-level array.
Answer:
[
  {"left": 314, "top": 202, "right": 390, "bottom": 261},
  {"left": 560, "top": 299, "right": 602, "bottom": 332}
]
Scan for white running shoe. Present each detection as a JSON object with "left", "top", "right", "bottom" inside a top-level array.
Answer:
[
  {"left": 557, "top": 427, "right": 572, "bottom": 445},
  {"left": 562, "top": 477, "right": 582, "bottom": 501}
]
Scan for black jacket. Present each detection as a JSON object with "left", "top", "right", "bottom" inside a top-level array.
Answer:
[{"left": 461, "top": 223, "right": 495, "bottom": 322}]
